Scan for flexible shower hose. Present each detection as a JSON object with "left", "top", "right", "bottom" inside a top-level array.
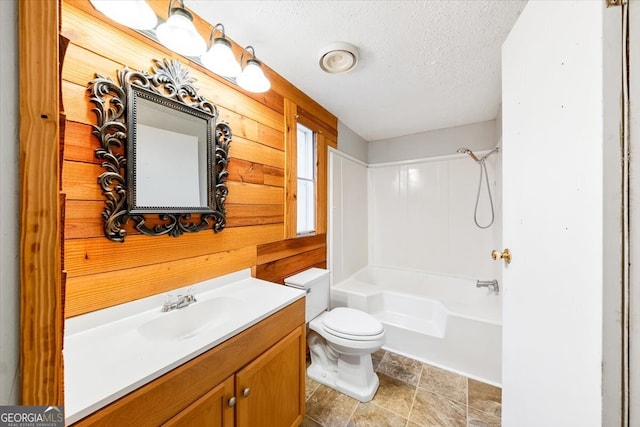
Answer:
[{"left": 474, "top": 159, "right": 495, "bottom": 229}]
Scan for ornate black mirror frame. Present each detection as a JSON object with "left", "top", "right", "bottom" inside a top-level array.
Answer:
[{"left": 88, "top": 58, "right": 231, "bottom": 242}]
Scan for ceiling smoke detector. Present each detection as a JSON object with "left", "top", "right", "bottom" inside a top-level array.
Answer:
[{"left": 319, "top": 42, "right": 359, "bottom": 74}]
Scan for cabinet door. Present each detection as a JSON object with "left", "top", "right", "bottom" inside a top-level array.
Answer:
[
  {"left": 236, "top": 326, "right": 305, "bottom": 427},
  {"left": 162, "top": 376, "right": 234, "bottom": 427}
]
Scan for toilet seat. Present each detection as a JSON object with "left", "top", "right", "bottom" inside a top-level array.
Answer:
[
  {"left": 322, "top": 307, "right": 384, "bottom": 341},
  {"left": 309, "top": 311, "right": 385, "bottom": 353}
]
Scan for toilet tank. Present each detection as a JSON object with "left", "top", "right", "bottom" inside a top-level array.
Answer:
[{"left": 284, "top": 268, "right": 330, "bottom": 323}]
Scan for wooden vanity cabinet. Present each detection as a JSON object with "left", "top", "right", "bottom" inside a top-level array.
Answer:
[
  {"left": 235, "top": 326, "right": 304, "bottom": 427},
  {"left": 162, "top": 377, "right": 234, "bottom": 427},
  {"left": 72, "top": 298, "right": 305, "bottom": 427},
  {"left": 163, "top": 327, "right": 305, "bottom": 427}
]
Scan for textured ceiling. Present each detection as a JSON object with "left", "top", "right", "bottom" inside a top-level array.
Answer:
[{"left": 187, "top": 0, "right": 528, "bottom": 142}]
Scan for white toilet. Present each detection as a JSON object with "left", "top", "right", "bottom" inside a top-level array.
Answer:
[{"left": 284, "top": 268, "right": 385, "bottom": 402}]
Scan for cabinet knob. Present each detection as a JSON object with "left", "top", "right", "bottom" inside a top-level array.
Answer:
[
  {"left": 242, "top": 387, "right": 250, "bottom": 398},
  {"left": 228, "top": 397, "right": 236, "bottom": 407}
]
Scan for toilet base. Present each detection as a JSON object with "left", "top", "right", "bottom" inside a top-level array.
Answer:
[{"left": 307, "top": 353, "right": 380, "bottom": 402}]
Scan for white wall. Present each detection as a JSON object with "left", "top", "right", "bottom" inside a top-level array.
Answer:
[
  {"left": 328, "top": 150, "right": 369, "bottom": 284},
  {"left": 368, "top": 120, "right": 497, "bottom": 164},
  {"left": 368, "top": 153, "right": 500, "bottom": 279},
  {"left": 0, "top": 0, "right": 20, "bottom": 405},
  {"left": 337, "top": 121, "right": 368, "bottom": 163}
]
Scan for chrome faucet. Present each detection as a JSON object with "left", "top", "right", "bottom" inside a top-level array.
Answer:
[
  {"left": 161, "top": 289, "right": 197, "bottom": 312},
  {"left": 476, "top": 279, "right": 499, "bottom": 294}
]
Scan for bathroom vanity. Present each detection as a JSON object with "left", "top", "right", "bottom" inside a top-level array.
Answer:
[{"left": 64, "top": 271, "right": 306, "bottom": 426}]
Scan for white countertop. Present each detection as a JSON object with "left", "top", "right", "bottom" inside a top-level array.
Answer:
[{"left": 63, "top": 269, "right": 305, "bottom": 424}]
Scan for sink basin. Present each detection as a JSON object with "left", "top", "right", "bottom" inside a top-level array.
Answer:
[{"left": 138, "top": 296, "right": 243, "bottom": 341}]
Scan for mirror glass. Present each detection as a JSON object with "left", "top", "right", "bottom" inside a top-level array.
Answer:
[{"left": 130, "top": 92, "right": 211, "bottom": 211}]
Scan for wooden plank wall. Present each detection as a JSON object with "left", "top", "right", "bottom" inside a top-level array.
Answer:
[{"left": 60, "top": 0, "right": 337, "bottom": 318}]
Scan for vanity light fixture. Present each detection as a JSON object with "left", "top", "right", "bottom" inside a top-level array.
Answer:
[
  {"left": 90, "top": 0, "right": 270, "bottom": 93},
  {"left": 201, "top": 23, "right": 242, "bottom": 78},
  {"left": 236, "top": 46, "right": 271, "bottom": 94},
  {"left": 89, "top": 0, "right": 157, "bottom": 30},
  {"left": 155, "top": 0, "right": 207, "bottom": 57}
]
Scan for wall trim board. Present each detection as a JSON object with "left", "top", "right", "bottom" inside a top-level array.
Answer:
[
  {"left": 368, "top": 149, "right": 498, "bottom": 168},
  {"left": 328, "top": 146, "right": 368, "bottom": 168},
  {"left": 284, "top": 98, "right": 298, "bottom": 239},
  {"left": 19, "top": 0, "right": 63, "bottom": 405},
  {"left": 256, "top": 234, "right": 327, "bottom": 284},
  {"left": 0, "top": 0, "right": 20, "bottom": 403},
  {"left": 256, "top": 234, "right": 327, "bottom": 265}
]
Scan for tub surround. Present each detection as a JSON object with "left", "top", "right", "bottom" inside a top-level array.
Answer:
[
  {"left": 368, "top": 154, "right": 500, "bottom": 280},
  {"left": 64, "top": 269, "right": 305, "bottom": 424}
]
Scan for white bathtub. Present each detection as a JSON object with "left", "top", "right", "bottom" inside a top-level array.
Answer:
[{"left": 331, "top": 266, "right": 502, "bottom": 386}]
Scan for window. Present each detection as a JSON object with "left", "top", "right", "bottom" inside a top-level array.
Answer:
[
  {"left": 284, "top": 99, "right": 331, "bottom": 239},
  {"left": 296, "top": 123, "right": 316, "bottom": 235}
]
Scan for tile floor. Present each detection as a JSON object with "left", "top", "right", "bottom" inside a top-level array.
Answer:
[{"left": 302, "top": 350, "right": 501, "bottom": 427}]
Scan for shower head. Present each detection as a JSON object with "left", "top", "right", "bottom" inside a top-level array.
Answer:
[{"left": 456, "top": 148, "right": 480, "bottom": 162}]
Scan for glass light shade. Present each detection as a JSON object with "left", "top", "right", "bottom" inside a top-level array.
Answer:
[
  {"left": 201, "top": 38, "right": 241, "bottom": 78},
  {"left": 236, "top": 59, "right": 271, "bottom": 93},
  {"left": 155, "top": 10, "right": 207, "bottom": 57},
  {"left": 90, "top": 0, "right": 157, "bottom": 30}
]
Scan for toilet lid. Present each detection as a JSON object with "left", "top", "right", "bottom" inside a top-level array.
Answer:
[{"left": 322, "top": 307, "right": 384, "bottom": 338}]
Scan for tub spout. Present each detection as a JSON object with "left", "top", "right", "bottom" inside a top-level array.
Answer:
[{"left": 476, "top": 279, "right": 499, "bottom": 294}]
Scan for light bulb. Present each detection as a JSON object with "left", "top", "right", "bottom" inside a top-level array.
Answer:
[
  {"left": 90, "top": 0, "right": 157, "bottom": 30},
  {"left": 201, "top": 38, "right": 241, "bottom": 78},
  {"left": 237, "top": 59, "right": 271, "bottom": 93},
  {"left": 156, "top": 9, "right": 206, "bottom": 57}
]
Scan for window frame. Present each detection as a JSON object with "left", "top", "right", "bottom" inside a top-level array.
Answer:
[{"left": 284, "top": 100, "right": 330, "bottom": 240}]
